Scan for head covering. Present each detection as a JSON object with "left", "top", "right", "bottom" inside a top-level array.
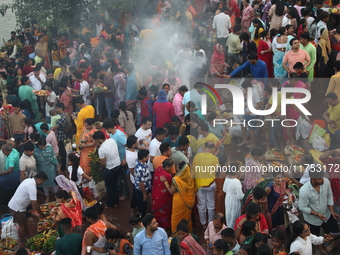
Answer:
[
  {"left": 210, "top": 44, "right": 225, "bottom": 65},
  {"left": 318, "top": 29, "right": 331, "bottom": 64},
  {"left": 156, "top": 90, "right": 169, "bottom": 103}
]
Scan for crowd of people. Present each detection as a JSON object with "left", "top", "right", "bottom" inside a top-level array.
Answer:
[{"left": 1, "top": 0, "right": 340, "bottom": 254}]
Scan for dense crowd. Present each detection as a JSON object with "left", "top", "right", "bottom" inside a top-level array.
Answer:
[{"left": 2, "top": 0, "right": 340, "bottom": 254}]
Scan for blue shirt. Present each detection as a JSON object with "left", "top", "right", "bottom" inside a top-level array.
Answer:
[
  {"left": 230, "top": 60, "right": 268, "bottom": 84},
  {"left": 6, "top": 149, "right": 20, "bottom": 171},
  {"left": 134, "top": 227, "right": 171, "bottom": 255},
  {"left": 110, "top": 129, "right": 127, "bottom": 161},
  {"left": 126, "top": 72, "right": 138, "bottom": 101},
  {"left": 134, "top": 161, "right": 152, "bottom": 192}
]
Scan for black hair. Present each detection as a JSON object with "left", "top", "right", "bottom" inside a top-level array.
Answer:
[
  {"left": 60, "top": 217, "right": 72, "bottom": 229},
  {"left": 240, "top": 244, "right": 252, "bottom": 255},
  {"left": 214, "top": 239, "right": 230, "bottom": 253},
  {"left": 127, "top": 135, "right": 138, "bottom": 148},
  {"left": 176, "top": 219, "right": 189, "bottom": 232},
  {"left": 163, "top": 123, "right": 171, "bottom": 130},
  {"left": 56, "top": 190, "right": 69, "bottom": 200},
  {"left": 129, "top": 212, "right": 142, "bottom": 225},
  {"left": 256, "top": 244, "right": 271, "bottom": 255},
  {"left": 141, "top": 117, "right": 151, "bottom": 125},
  {"left": 248, "top": 52, "right": 258, "bottom": 60},
  {"left": 300, "top": 31, "right": 310, "bottom": 41},
  {"left": 138, "top": 149, "right": 149, "bottom": 160},
  {"left": 221, "top": 228, "right": 235, "bottom": 238},
  {"left": 240, "top": 32, "right": 250, "bottom": 41},
  {"left": 160, "top": 143, "right": 171, "bottom": 154},
  {"left": 199, "top": 122, "right": 209, "bottom": 133},
  {"left": 84, "top": 118, "right": 95, "bottom": 126},
  {"left": 253, "top": 19, "right": 264, "bottom": 40},
  {"left": 34, "top": 171, "right": 48, "bottom": 180},
  {"left": 20, "top": 76, "right": 29, "bottom": 85},
  {"left": 178, "top": 136, "right": 189, "bottom": 147},
  {"left": 242, "top": 80, "right": 253, "bottom": 88},
  {"left": 111, "top": 109, "right": 120, "bottom": 119},
  {"left": 105, "top": 228, "right": 126, "bottom": 240},
  {"left": 293, "top": 62, "right": 304, "bottom": 70},
  {"left": 270, "top": 78, "right": 281, "bottom": 87},
  {"left": 251, "top": 232, "right": 268, "bottom": 253},
  {"left": 119, "top": 101, "right": 129, "bottom": 120},
  {"left": 241, "top": 221, "right": 256, "bottom": 237},
  {"left": 23, "top": 141, "right": 35, "bottom": 151},
  {"left": 102, "top": 119, "right": 115, "bottom": 129},
  {"left": 73, "top": 71, "right": 82, "bottom": 80},
  {"left": 308, "top": 167, "right": 324, "bottom": 178},
  {"left": 40, "top": 123, "right": 49, "bottom": 131},
  {"left": 74, "top": 97, "right": 85, "bottom": 105},
  {"left": 334, "top": 61, "right": 340, "bottom": 71},
  {"left": 156, "top": 127, "right": 166, "bottom": 136},
  {"left": 84, "top": 207, "right": 99, "bottom": 221},
  {"left": 168, "top": 126, "right": 179, "bottom": 136},
  {"left": 37, "top": 137, "right": 47, "bottom": 146},
  {"left": 92, "top": 131, "right": 106, "bottom": 140},
  {"left": 142, "top": 213, "right": 154, "bottom": 228},
  {"left": 92, "top": 202, "right": 105, "bottom": 215},
  {"left": 250, "top": 148, "right": 264, "bottom": 157},
  {"left": 325, "top": 92, "right": 338, "bottom": 100},
  {"left": 179, "top": 85, "right": 188, "bottom": 92},
  {"left": 56, "top": 102, "right": 65, "bottom": 110},
  {"left": 68, "top": 153, "right": 80, "bottom": 182},
  {"left": 234, "top": 24, "right": 242, "bottom": 33},
  {"left": 162, "top": 158, "right": 174, "bottom": 168},
  {"left": 138, "top": 86, "right": 148, "bottom": 97},
  {"left": 247, "top": 203, "right": 261, "bottom": 217},
  {"left": 289, "top": 37, "right": 299, "bottom": 46},
  {"left": 253, "top": 187, "right": 267, "bottom": 200},
  {"left": 288, "top": 7, "right": 299, "bottom": 19},
  {"left": 289, "top": 72, "right": 299, "bottom": 79},
  {"left": 275, "top": 0, "right": 285, "bottom": 16},
  {"left": 16, "top": 248, "right": 28, "bottom": 255},
  {"left": 271, "top": 229, "right": 285, "bottom": 244}
]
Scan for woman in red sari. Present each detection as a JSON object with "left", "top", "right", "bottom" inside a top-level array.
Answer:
[
  {"left": 227, "top": 0, "right": 241, "bottom": 29},
  {"left": 257, "top": 30, "right": 273, "bottom": 77},
  {"left": 210, "top": 44, "right": 228, "bottom": 79},
  {"left": 152, "top": 90, "right": 175, "bottom": 134},
  {"left": 152, "top": 159, "right": 174, "bottom": 230},
  {"left": 52, "top": 190, "right": 83, "bottom": 228},
  {"left": 58, "top": 34, "right": 71, "bottom": 60},
  {"left": 265, "top": 171, "right": 292, "bottom": 232}
]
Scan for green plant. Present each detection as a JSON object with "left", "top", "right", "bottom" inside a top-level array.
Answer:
[{"left": 89, "top": 149, "right": 102, "bottom": 184}]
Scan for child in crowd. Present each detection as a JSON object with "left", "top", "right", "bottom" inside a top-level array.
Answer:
[
  {"left": 293, "top": 62, "right": 308, "bottom": 79},
  {"left": 50, "top": 109, "right": 61, "bottom": 127},
  {"left": 186, "top": 101, "right": 204, "bottom": 120},
  {"left": 129, "top": 213, "right": 145, "bottom": 242},
  {"left": 239, "top": 244, "right": 252, "bottom": 255},
  {"left": 213, "top": 239, "right": 233, "bottom": 255},
  {"left": 271, "top": 229, "right": 287, "bottom": 255},
  {"left": 221, "top": 228, "right": 241, "bottom": 254},
  {"left": 251, "top": 232, "right": 268, "bottom": 254}
]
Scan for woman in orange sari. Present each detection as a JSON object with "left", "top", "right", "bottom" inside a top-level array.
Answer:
[
  {"left": 58, "top": 34, "right": 71, "bottom": 60},
  {"left": 165, "top": 162, "right": 195, "bottom": 234},
  {"left": 51, "top": 190, "right": 83, "bottom": 231},
  {"left": 78, "top": 118, "right": 97, "bottom": 176}
]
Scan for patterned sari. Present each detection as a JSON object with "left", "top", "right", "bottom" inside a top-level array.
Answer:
[
  {"left": 151, "top": 166, "right": 173, "bottom": 229},
  {"left": 34, "top": 144, "right": 58, "bottom": 188},
  {"left": 171, "top": 164, "right": 195, "bottom": 234},
  {"left": 35, "top": 41, "right": 51, "bottom": 69},
  {"left": 79, "top": 127, "right": 97, "bottom": 175},
  {"left": 180, "top": 235, "right": 206, "bottom": 255},
  {"left": 82, "top": 220, "right": 107, "bottom": 255}
]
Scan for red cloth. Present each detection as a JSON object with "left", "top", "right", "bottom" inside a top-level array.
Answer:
[
  {"left": 211, "top": 44, "right": 225, "bottom": 65},
  {"left": 234, "top": 214, "right": 269, "bottom": 241},
  {"left": 227, "top": 0, "right": 241, "bottom": 17},
  {"left": 257, "top": 40, "right": 274, "bottom": 78},
  {"left": 180, "top": 235, "right": 206, "bottom": 255},
  {"left": 153, "top": 102, "right": 175, "bottom": 129},
  {"left": 59, "top": 198, "right": 82, "bottom": 228},
  {"left": 22, "top": 66, "right": 34, "bottom": 76},
  {"left": 331, "top": 35, "right": 340, "bottom": 52},
  {"left": 321, "top": 157, "right": 340, "bottom": 206},
  {"left": 151, "top": 167, "right": 173, "bottom": 229}
]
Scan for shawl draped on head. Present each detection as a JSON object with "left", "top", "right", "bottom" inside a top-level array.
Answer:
[
  {"left": 210, "top": 44, "right": 225, "bottom": 65},
  {"left": 156, "top": 90, "right": 169, "bottom": 103},
  {"left": 180, "top": 235, "right": 206, "bottom": 255},
  {"left": 318, "top": 29, "right": 331, "bottom": 64}
]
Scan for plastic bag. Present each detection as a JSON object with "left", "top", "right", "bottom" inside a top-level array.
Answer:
[
  {"left": 312, "top": 134, "right": 329, "bottom": 152},
  {"left": 295, "top": 116, "right": 312, "bottom": 140},
  {"left": 308, "top": 124, "right": 326, "bottom": 144},
  {"left": 1, "top": 217, "right": 18, "bottom": 239}
]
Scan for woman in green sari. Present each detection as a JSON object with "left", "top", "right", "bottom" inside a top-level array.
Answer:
[{"left": 34, "top": 137, "right": 59, "bottom": 203}]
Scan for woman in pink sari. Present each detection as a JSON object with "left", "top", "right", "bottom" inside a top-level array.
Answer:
[
  {"left": 241, "top": 0, "right": 255, "bottom": 33},
  {"left": 151, "top": 159, "right": 174, "bottom": 230}
]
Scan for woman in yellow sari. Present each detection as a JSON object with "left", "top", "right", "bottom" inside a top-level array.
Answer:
[
  {"left": 162, "top": 162, "right": 195, "bottom": 234},
  {"left": 78, "top": 118, "right": 97, "bottom": 176},
  {"left": 35, "top": 35, "right": 51, "bottom": 69}
]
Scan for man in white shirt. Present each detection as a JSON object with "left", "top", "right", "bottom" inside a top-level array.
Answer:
[
  {"left": 212, "top": 6, "right": 232, "bottom": 47},
  {"left": 8, "top": 172, "right": 48, "bottom": 245},
  {"left": 74, "top": 72, "right": 91, "bottom": 105},
  {"left": 29, "top": 66, "right": 46, "bottom": 90},
  {"left": 135, "top": 117, "right": 153, "bottom": 150},
  {"left": 45, "top": 81, "right": 57, "bottom": 124},
  {"left": 148, "top": 128, "right": 167, "bottom": 173},
  {"left": 93, "top": 131, "right": 121, "bottom": 208},
  {"left": 126, "top": 135, "right": 138, "bottom": 212},
  {"left": 19, "top": 142, "right": 36, "bottom": 181}
]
